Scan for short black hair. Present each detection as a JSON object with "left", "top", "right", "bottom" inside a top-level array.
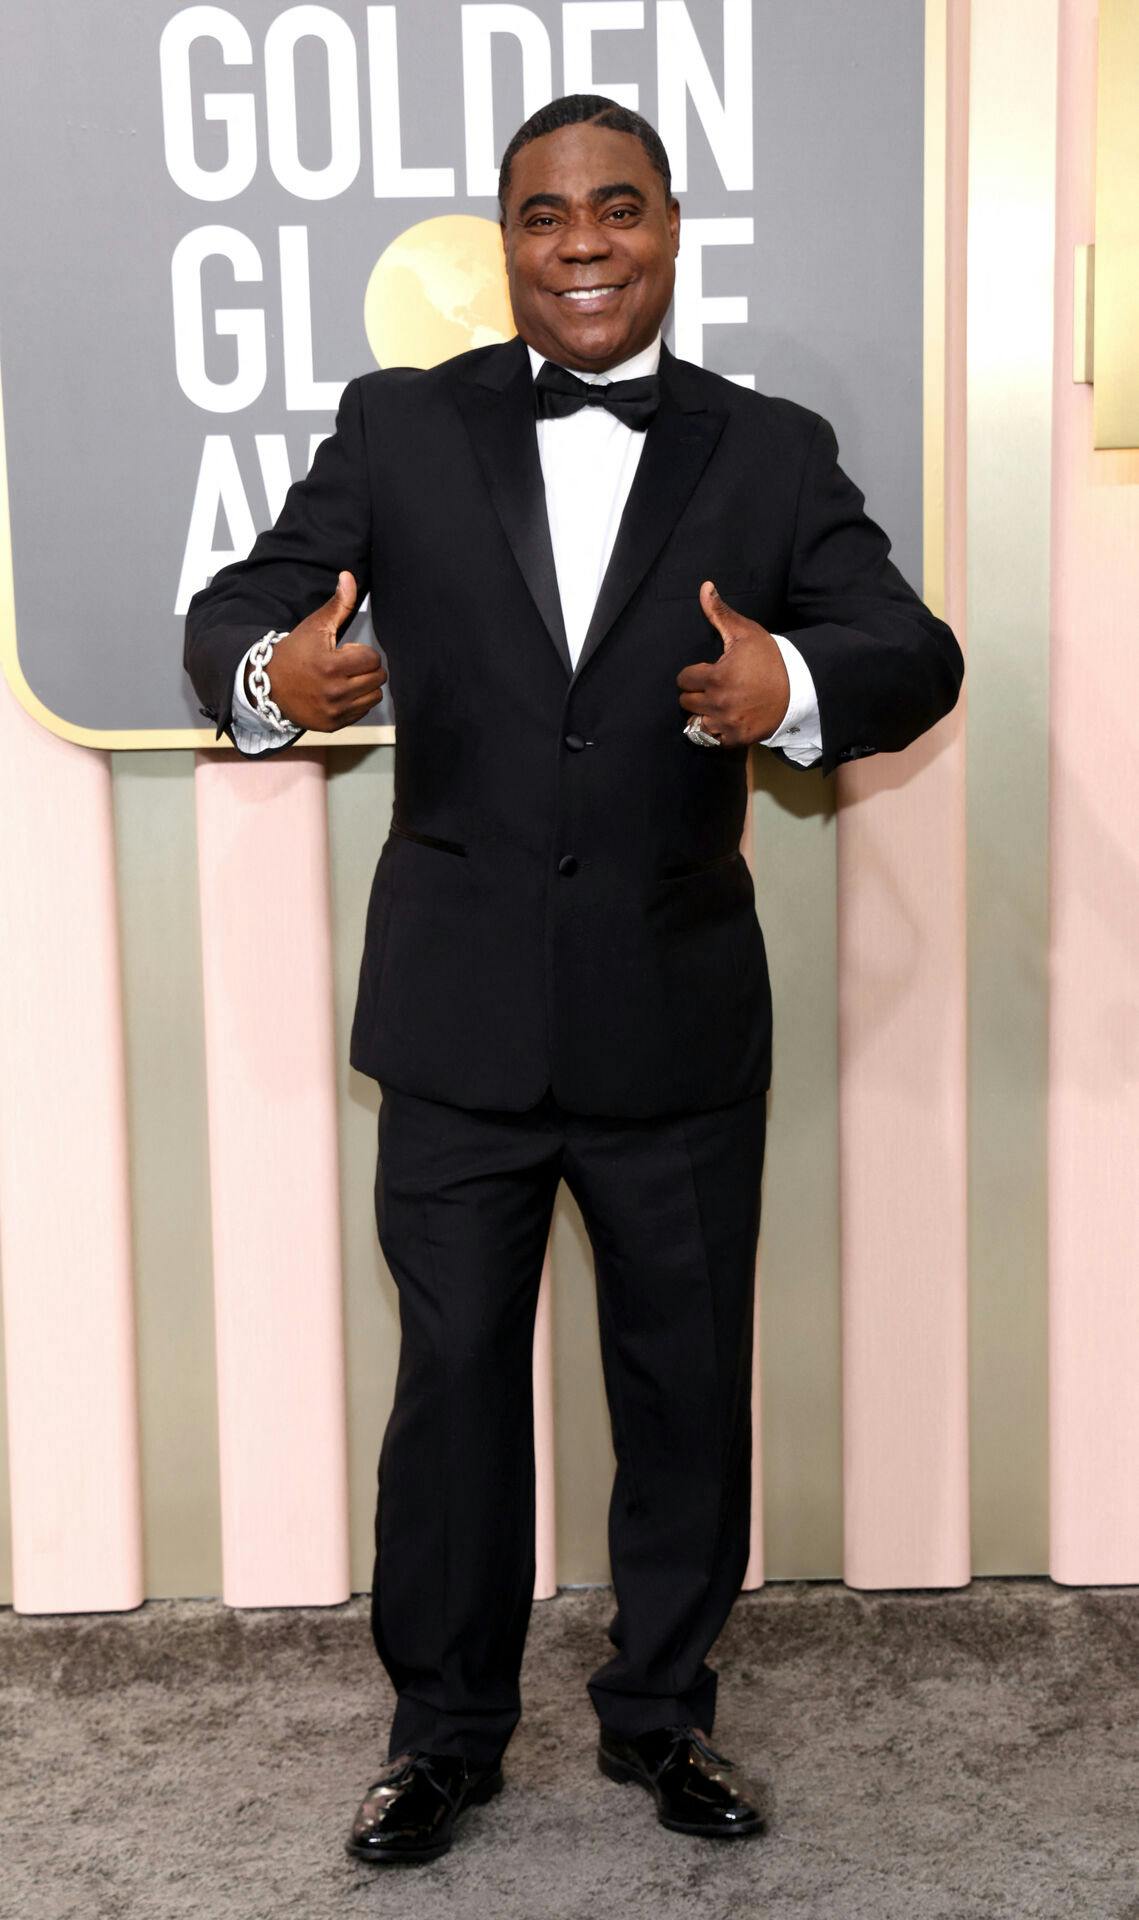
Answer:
[{"left": 498, "top": 94, "right": 673, "bottom": 217}]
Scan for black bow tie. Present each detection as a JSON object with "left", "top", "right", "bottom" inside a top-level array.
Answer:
[{"left": 533, "top": 359, "right": 660, "bottom": 430}]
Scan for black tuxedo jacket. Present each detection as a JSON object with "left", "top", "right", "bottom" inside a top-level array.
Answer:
[{"left": 185, "top": 337, "right": 962, "bottom": 1117}]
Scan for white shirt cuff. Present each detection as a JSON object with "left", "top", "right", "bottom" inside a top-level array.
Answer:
[
  {"left": 760, "top": 634, "right": 823, "bottom": 767},
  {"left": 231, "top": 643, "right": 303, "bottom": 756}
]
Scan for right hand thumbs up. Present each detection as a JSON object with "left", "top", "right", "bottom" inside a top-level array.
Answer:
[{"left": 249, "top": 569, "right": 388, "bottom": 731}]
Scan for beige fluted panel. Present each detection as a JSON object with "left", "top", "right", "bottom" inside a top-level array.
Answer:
[
  {"left": 721, "top": 714, "right": 849, "bottom": 1596},
  {"left": 551, "top": 1186, "right": 614, "bottom": 1583},
  {"left": 532, "top": 1249, "right": 558, "bottom": 1597},
  {"left": 1049, "top": 0, "right": 1139, "bottom": 1583},
  {"left": 194, "top": 750, "right": 349, "bottom": 1605},
  {"left": 740, "top": 756, "right": 765, "bottom": 1589},
  {"left": 749, "top": 758, "right": 842, "bottom": 1583},
  {"left": 839, "top": 0, "right": 970, "bottom": 1591},
  {"left": 112, "top": 752, "right": 222, "bottom": 1598},
  {"left": 965, "top": 0, "right": 1057, "bottom": 1573},
  {"left": 0, "top": 679, "right": 142, "bottom": 1612},
  {"left": 742, "top": 1268, "right": 764, "bottom": 1590}
]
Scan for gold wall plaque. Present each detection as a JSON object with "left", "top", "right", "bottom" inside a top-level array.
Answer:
[{"left": 1093, "top": 0, "right": 1139, "bottom": 446}]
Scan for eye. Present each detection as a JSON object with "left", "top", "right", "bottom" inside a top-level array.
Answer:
[{"left": 606, "top": 206, "right": 639, "bottom": 222}]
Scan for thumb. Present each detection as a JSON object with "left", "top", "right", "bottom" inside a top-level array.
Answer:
[
  {"left": 699, "top": 578, "right": 736, "bottom": 651},
  {"left": 320, "top": 569, "right": 357, "bottom": 637}
]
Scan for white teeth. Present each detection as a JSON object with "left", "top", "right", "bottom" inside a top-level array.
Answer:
[{"left": 560, "top": 287, "right": 617, "bottom": 299}]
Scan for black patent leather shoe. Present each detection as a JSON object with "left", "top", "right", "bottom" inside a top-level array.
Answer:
[
  {"left": 598, "top": 1724, "right": 770, "bottom": 1838},
  {"left": 346, "top": 1750, "right": 504, "bottom": 1865}
]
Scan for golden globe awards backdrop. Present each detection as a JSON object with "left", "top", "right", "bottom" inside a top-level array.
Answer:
[{"left": 0, "top": 2, "right": 925, "bottom": 746}]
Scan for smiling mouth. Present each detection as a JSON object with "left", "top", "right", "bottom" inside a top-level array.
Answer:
[{"left": 551, "top": 284, "right": 628, "bottom": 304}]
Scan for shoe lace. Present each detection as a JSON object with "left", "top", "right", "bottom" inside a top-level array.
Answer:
[
  {"left": 673, "top": 1724, "right": 731, "bottom": 1767},
  {"left": 371, "top": 1750, "right": 462, "bottom": 1802}
]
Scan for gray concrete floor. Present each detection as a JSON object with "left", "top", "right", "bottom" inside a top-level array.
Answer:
[{"left": 3, "top": 1580, "right": 1138, "bottom": 1920}]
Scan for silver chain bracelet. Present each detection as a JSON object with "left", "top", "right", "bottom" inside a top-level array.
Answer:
[{"left": 247, "top": 631, "right": 293, "bottom": 731}]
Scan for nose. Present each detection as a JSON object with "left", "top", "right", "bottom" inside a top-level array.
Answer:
[{"left": 556, "top": 219, "right": 613, "bottom": 263}]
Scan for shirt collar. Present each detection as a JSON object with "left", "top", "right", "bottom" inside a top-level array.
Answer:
[{"left": 525, "top": 333, "right": 662, "bottom": 387}]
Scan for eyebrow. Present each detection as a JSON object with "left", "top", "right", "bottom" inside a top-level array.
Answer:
[{"left": 516, "top": 181, "right": 648, "bottom": 219}]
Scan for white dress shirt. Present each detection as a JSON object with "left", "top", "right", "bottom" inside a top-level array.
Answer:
[{"left": 229, "top": 337, "right": 822, "bottom": 765}]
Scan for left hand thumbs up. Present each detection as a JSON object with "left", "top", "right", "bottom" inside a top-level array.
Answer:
[
  {"left": 675, "top": 579, "right": 790, "bottom": 747},
  {"left": 697, "top": 579, "right": 744, "bottom": 652}
]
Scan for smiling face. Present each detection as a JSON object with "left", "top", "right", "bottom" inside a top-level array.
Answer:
[{"left": 500, "top": 121, "right": 680, "bottom": 373}]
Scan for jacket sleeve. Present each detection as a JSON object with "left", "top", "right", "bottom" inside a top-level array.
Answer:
[
  {"left": 780, "top": 413, "right": 963, "bottom": 777},
  {"left": 183, "top": 375, "right": 373, "bottom": 747}
]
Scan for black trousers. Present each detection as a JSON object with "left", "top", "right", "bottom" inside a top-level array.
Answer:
[{"left": 370, "top": 1081, "right": 766, "bottom": 1765}]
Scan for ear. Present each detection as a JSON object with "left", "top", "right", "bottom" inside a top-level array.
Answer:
[{"left": 668, "top": 197, "right": 681, "bottom": 254}]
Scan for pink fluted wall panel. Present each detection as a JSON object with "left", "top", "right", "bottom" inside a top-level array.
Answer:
[
  {"left": 0, "top": 677, "right": 142, "bottom": 1612},
  {"left": 194, "top": 751, "right": 349, "bottom": 1605},
  {"left": 839, "top": 0, "right": 970, "bottom": 1590},
  {"left": 1048, "top": 0, "right": 1139, "bottom": 1583}
]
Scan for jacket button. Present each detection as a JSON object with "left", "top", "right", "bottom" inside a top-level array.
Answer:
[
  {"left": 557, "top": 854, "right": 578, "bottom": 877},
  {"left": 564, "top": 732, "right": 586, "bottom": 751}
]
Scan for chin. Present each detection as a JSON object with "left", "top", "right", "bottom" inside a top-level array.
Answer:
[
  {"left": 560, "top": 341, "right": 625, "bottom": 368},
  {"left": 552, "top": 326, "right": 636, "bottom": 368}
]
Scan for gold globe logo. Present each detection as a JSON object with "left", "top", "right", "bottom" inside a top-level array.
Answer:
[{"left": 363, "top": 214, "right": 516, "bottom": 370}]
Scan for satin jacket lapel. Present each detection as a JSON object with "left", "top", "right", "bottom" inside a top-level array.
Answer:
[
  {"left": 571, "top": 342, "right": 729, "bottom": 685},
  {"left": 453, "top": 337, "right": 572, "bottom": 677}
]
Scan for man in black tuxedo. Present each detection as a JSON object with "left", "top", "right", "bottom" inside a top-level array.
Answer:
[{"left": 185, "top": 95, "right": 962, "bottom": 1865}]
